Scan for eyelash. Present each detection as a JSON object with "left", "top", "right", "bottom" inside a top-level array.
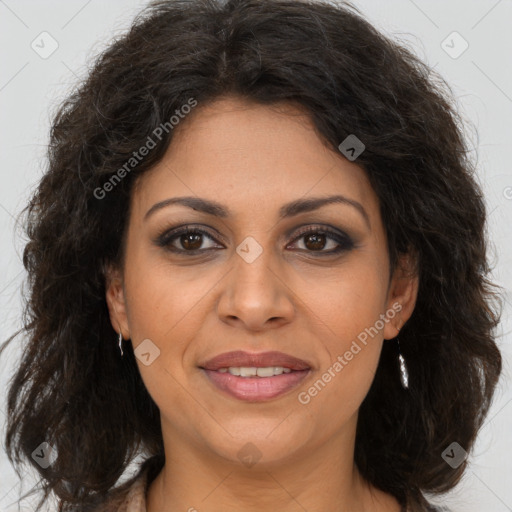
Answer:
[{"left": 155, "top": 224, "right": 355, "bottom": 256}]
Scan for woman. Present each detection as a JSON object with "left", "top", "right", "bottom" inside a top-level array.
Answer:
[{"left": 0, "top": 0, "right": 502, "bottom": 511}]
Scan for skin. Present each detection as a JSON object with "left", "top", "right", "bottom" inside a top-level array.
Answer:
[{"left": 106, "top": 95, "right": 418, "bottom": 512}]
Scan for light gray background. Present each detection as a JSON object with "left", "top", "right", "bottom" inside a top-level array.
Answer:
[{"left": 0, "top": 1, "right": 511, "bottom": 511}]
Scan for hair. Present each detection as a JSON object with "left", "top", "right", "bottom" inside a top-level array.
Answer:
[{"left": 0, "top": 0, "right": 502, "bottom": 510}]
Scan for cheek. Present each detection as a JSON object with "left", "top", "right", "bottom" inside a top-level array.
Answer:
[
  {"left": 122, "top": 248, "right": 223, "bottom": 400},
  {"left": 122, "top": 257, "right": 203, "bottom": 415},
  {"left": 296, "top": 261, "right": 387, "bottom": 403},
  {"left": 299, "top": 258, "right": 388, "bottom": 341},
  {"left": 123, "top": 252, "right": 211, "bottom": 342},
  {"left": 299, "top": 294, "right": 385, "bottom": 426}
]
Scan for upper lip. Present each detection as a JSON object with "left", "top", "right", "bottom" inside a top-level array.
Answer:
[{"left": 199, "top": 350, "right": 312, "bottom": 371}]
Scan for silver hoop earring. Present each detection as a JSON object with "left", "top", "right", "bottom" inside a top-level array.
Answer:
[
  {"left": 118, "top": 332, "right": 124, "bottom": 357},
  {"left": 397, "top": 338, "right": 409, "bottom": 389}
]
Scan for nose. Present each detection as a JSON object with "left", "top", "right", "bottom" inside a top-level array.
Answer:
[{"left": 216, "top": 244, "right": 296, "bottom": 332}]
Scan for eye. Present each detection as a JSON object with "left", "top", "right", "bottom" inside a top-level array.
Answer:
[
  {"left": 287, "top": 225, "right": 354, "bottom": 255},
  {"left": 155, "top": 225, "right": 223, "bottom": 253},
  {"left": 155, "top": 224, "right": 355, "bottom": 256}
]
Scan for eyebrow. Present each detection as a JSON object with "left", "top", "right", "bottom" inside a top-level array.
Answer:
[{"left": 144, "top": 194, "right": 370, "bottom": 228}]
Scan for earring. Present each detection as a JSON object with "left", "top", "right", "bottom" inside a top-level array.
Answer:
[
  {"left": 118, "top": 332, "right": 124, "bottom": 357},
  {"left": 396, "top": 333, "right": 409, "bottom": 389}
]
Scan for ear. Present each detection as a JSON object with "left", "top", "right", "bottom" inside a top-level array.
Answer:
[
  {"left": 104, "top": 263, "right": 130, "bottom": 339},
  {"left": 383, "top": 250, "right": 419, "bottom": 340}
]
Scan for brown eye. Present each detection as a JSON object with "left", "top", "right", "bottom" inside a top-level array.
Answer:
[
  {"left": 304, "top": 232, "right": 327, "bottom": 251},
  {"left": 156, "top": 226, "right": 222, "bottom": 253},
  {"left": 180, "top": 232, "right": 203, "bottom": 251},
  {"left": 288, "top": 226, "right": 355, "bottom": 255}
]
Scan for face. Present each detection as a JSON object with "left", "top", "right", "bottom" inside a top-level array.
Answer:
[{"left": 106, "top": 96, "right": 417, "bottom": 467}]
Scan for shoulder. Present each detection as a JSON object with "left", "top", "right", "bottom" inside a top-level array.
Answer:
[
  {"left": 404, "top": 498, "right": 452, "bottom": 512},
  {"left": 85, "top": 455, "right": 164, "bottom": 512},
  {"left": 425, "top": 504, "right": 452, "bottom": 512},
  {"left": 115, "top": 469, "right": 149, "bottom": 512},
  {"left": 88, "top": 468, "right": 150, "bottom": 512}
]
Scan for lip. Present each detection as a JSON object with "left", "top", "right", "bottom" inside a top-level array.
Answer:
[
  {"left": 199, "top": 350, "right": 312, "bottom": 371},
  {"left": 198, "top": 350, "right": 312, "bottom": 402},
  {"left": 202, "top": 368, "right": 311, "bottom": 402}
]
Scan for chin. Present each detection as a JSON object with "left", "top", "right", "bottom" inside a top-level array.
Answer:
[{"left": 201, "top": 421, "right": 313, "bottom": 467}]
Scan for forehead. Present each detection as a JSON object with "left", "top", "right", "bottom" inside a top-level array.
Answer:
[{"left": 132, "top": 96, "right": 380, "bottom": 222}]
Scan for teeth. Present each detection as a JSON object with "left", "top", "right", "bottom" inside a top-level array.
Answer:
[
  {"left": 239, "top": 367, "right": 257, "bottom": 377},
  {"left": 221, "top": 366, "right": 293, "bottom": 377},
  {"left": 256, "top": 367, "right": 277, "bottom": 377}
]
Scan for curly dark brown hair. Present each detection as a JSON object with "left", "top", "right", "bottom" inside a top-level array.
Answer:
[{"left": 0, "top": 0, "right": 502, "bottom": 511}]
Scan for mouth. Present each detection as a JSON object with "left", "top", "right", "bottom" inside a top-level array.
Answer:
[{"left": 198, "top": 350, "right": 312, "bottom": 402}]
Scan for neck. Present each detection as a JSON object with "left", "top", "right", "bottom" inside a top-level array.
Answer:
[{"left": 146, "top": 418, "right": 401, "bottom": 512}]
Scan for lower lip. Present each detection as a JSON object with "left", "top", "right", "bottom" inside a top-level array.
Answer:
[{"left": 202, "top": 369, "right": 311, "bottom": 402}]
